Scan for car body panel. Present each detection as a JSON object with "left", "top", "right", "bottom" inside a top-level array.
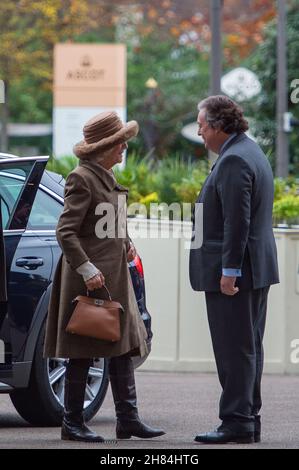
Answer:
[
  {"left": 0, "top": 157, "right": 49, "bottom": 378},
  {"left": 0, "top": 155, "right": 152, "bottom": 424}
]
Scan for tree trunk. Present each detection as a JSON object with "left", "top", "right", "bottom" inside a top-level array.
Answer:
[{"left": 0, "top": 79, "right": 9, "bottom": 153}]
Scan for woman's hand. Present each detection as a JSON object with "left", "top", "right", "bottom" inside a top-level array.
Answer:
[
  {"left": 127, "top": 242, "right": 137, "bottom": 262},
  {"left": 85, "top": 272, "right": 105, "bottom": 291}
]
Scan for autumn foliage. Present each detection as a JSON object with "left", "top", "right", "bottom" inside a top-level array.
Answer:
[
  {"left": 112, "top": 0, "right": 276, "bottom": 62},
  {"left": 0, "top": 0, "right": 277, "bottom": 87},
  {"left": 0, "top": 0, "right": 277, "bottom": 154}
]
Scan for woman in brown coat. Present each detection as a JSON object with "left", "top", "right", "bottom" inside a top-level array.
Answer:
[{"left": 44, "top": 111, "right": 165, "bottom": 442}]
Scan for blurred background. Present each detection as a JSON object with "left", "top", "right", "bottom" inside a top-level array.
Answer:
[{"left": 0, "top": 0, "right": 298, "bottom": 224}]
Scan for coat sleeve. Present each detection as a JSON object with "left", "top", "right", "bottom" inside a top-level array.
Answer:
[
  {"left": 125, "top": 224, "right": 132, "bottom": 253},
  {"left": 56, "top": 172, "right": 92, "bottom": 270},
  {"left": 216, "top": 155, "right": 254, "bottom": 270}
]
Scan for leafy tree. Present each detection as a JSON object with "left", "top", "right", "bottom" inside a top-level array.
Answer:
[
  {"left": 246, "top": 2, "right": 299, "bottom": 175},
  {"left": 0, "top": 0, "right": 91, "bottom": 150},
  {"left": 120, "top": 1, "right": 275, "bottom": 158},
  {"left": 222, "top": 0, "right": 276, "bottom": 64},
  {"left": 115, "top": 0, "right": 276, "bottom": 63},
  {"left": 127, "top": 34, "right": 209, "bottom": 158},
  {"left": 0, "top": 0, "right": 276, "bottom": 157}
]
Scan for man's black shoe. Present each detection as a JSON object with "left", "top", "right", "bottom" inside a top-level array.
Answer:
[
  {"left": 254, "top": 415, "right": 261, "bottom": 442},
  {"left": 194, "top": 428, "right": 254, "bottom": 444},
  {"left": 254, "top": 431, "right": 261, "bottom": 443}
]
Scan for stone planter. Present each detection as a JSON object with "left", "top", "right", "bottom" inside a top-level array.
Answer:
[{"left": 128, "top": 219, "right": 299, "bottom": 375}]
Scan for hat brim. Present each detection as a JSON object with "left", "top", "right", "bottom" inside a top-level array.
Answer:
[{"left": 73, "top": 120, "right": 139, "bottom": 158}]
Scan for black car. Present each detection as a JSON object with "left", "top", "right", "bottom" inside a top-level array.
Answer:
[{"left": 0, "top": 154, "right": 152, "bottom": 426}]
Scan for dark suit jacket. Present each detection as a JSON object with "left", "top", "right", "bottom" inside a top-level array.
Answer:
[
  {"left": 0, "top": 203, "right": 7, "bottom": 302},
  {"left": 189, "top": 133, "right": 279, "bottom": 292}
]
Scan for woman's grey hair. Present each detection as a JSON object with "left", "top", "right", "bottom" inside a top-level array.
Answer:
[{"left": 198, "top": 95, "right": 249, "bottom": 134}]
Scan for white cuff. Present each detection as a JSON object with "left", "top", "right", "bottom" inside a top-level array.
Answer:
[{"left": 76, "top": 261, "right": 99, "bottom": 281}]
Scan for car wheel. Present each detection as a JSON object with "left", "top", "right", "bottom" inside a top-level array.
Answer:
[{"left": 10, "top": 321, "right": 109, "bottom": 426}]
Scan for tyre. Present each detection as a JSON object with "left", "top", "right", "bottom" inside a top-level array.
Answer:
[{"left": 10, "top": 321, "right": 109, "bottom": 426}]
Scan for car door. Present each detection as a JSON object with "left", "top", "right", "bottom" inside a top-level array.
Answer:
[
  {"left": 25, "top": 180, "right": 63, "bottom": 283},
  {"left": 0, "top": 203, "right": 7, "bottom": 303},
  {"left": 0, "top": 203, "right": 7, "bottom": 367},
  {"left": 0, "top": 157, "right": 48, "bottom": 374}
]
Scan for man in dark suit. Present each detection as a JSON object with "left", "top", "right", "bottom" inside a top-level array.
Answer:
[{"left": 189, "top": 95, "right": 279, "bottom": 444}]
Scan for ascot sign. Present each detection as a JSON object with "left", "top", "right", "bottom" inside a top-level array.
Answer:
[
  {"left": 53, "top": 44, "right": 126, "bottom": 157},
  {"left": 65, "top": 55, "right": 105, "bottom": 81}
]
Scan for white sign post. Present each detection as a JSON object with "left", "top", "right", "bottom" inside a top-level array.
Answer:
[{"left": 0, "top": 80, "right": 4, "bottom": 104}]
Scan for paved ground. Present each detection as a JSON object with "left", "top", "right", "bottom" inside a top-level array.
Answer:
[{"left": 0, "top": 371, "right": 298, "bottom": 449}]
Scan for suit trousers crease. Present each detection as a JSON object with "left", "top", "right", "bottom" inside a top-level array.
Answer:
[{"left": 205, "top": 286, "right": 269, "bottom": 432}]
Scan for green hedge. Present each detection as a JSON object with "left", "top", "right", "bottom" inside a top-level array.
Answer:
[
  {"left": 273, "top": 178, "right": 299, "bottom": 226},
  {"left": 46, "top": 154, "right": 299, "bottom": 225}
]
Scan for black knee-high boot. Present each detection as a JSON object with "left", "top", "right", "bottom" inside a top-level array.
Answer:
[
  {"left": 108, "top": 354, "right": 165, "bottom": 439},
  {"left": 61, "top": 358, "right": 104, "bottom": 442}
]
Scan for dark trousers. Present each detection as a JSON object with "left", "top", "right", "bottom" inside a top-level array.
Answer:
[{"left": 205, "top": 286, "right": 269, "bottom": 432}]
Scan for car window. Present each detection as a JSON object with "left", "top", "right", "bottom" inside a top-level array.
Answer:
[
  {"left": 28, "top": 189, "right": 62, "bottom": 230},
  {"left": 0, "top": 170, "right": 29, "bottom": 229},
  {"left": 0, "top": 197, "right": 10, "bottom": 228}
]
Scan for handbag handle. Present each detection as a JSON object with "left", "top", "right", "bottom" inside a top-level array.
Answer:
[{"left": 87, "top": 284, "right": 112, "bottom": 301}]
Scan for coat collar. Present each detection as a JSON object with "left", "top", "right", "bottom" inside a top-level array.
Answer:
[
  {"left": 79, "top": 160, "right": 128, "bottom": 192},
  {"left": 210, "top": 133, "right": 247, "bottom": 172},
  {"left": 219, "top": 132, "right": 247, "bottom": 157}
]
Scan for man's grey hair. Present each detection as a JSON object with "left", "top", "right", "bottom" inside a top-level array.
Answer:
[{"left": 198, "top": 95, "right": 249, "bottom": 134}]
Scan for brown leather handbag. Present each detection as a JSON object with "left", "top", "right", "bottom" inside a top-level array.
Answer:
[{"left": 66, "top": 286, "right": 123, "bottom": 342}]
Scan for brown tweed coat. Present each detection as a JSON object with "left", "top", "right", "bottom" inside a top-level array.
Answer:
[{"left": 43, "top": 160, "right": 148, "bottom": 359}]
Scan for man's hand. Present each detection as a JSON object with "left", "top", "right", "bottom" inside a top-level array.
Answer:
[
  {"left": 86, "top": 272, "right": 105, "bottom": 291},
  {"left": 220, "top": 275, "right": 239, "bottom": 296},
  {"left": 127, "top": 242, "right": 137, "bottom": 262}
]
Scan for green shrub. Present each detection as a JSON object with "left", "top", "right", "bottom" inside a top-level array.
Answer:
[
  {"left": 173, "top": 166, "right": 208, "bottom": 203},
  {"left": 46, "top": 155, "right": 78, "bottom": 178},
  {"left": 273, "top": 195, "right": 299, "bottom": 226},
  {"left": 273, "top": 177, "right": 299, "bottom": 225},
  {"left": 45, "top": 154, "right": 299, "bottom": 225},
  {"left": 114, "top": 152, "right": 156, "bottom": 205},
  {"left": 152, "top": 155, "right": 197, "bottom": 205}
]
